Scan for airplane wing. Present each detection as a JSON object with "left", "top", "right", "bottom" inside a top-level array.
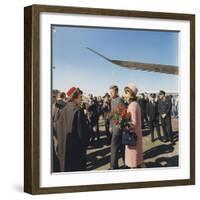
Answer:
[{"left": 86, "top": 47, "right": 178, "bottom": 75}]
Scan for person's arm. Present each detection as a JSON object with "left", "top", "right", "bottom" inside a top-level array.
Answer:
[
  {"left": 127, "top": 103, "right": 138, "bottom": 132},
  {"left": 52, "top": 127, "right": 58, "bottom": 154},
  {"left": 158, "top": 100, "right": 162, "bottom": 115},
  {"left": 77, "top": 110, "right": 89, "bottom": 147},
  {"left": 55, "top": 108, "right": 65, "bottom": 167},
  {"left": 146, "top": 102, "right": 150, "bottom": 118},
  {"left": 165, "top": 98, "right": 172, "bottom": 116}
]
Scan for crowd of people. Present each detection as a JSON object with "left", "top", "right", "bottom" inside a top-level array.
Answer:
[{"left": 52, "top": 84, "right": 179, "bottom": 172}]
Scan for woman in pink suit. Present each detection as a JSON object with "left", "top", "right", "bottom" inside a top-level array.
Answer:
[{"left": 124, "top": 84, "right": 144, "bottom": 168}]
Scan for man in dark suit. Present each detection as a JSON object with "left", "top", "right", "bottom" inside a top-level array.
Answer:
[
  {"left": 102, "top": 93, "right": 111, "bottom": 145},
  {"left": 138, "top": 93, "right": 147, "bottom": 129},
  {"left": 87, "top": 96, "right": 99, "bottom": 145},
  {"left": 146, "top": 93, "right": 161, "bottom": 142},
  {"left": 158, "top": 90, "right": 174, "bottom": 144}
]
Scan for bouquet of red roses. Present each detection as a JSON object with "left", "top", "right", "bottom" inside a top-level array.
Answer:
[
  {"left": 111, "top": 103, "right": 137, "bottom": 146},
  {"left": 111, "top": 103, "right": 133, "bottom": 131}
]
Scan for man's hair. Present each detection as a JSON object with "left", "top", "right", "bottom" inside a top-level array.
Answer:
[
  {"left": 109, "top": 85, "right": 118, "bottom": 92},
  {"left": 159, "top": 90, "right": 166, "bottom": 96},
  {"left": 60, "top": 92, "right": 66, "bottom": 99},
  {"left": 140, "top": 93, "right": 145, "bottom": 98},
  {"left": 150, "top": 93, "right": 156, "bottom": 98}
]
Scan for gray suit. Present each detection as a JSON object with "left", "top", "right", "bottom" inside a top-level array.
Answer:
[{"left": 110, "top": 97, "right": 125, "bottom": 169}]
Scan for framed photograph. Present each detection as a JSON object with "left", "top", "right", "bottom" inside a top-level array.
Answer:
[{"left": 24, "top": 4, "right": 195, "bottom": 194}]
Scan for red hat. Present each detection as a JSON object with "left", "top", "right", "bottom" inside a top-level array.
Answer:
[
  {"left": 66, "top": 87, "right": 83, "bottom": 101},
  {"left": 66, "top": 87, "right": 77, "bottom": 98}
]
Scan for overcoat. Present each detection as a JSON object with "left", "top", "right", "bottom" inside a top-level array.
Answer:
[{"left": 56, "top": 102, "right": 89, "bottom": 172}]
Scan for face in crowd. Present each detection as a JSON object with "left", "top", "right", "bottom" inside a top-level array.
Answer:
[
  {"left": 109, "top": 87, "right": 118, "bottom": 99},
  {"left": 124, "top": 90, "right": 132, "bottom": 102},
  {"left": 159, "top": 93, "right": 165, "bottom": 100}
]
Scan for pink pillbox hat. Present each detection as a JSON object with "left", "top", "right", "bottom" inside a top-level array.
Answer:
[{"left": 126, "top": 83, "right": 138, "bottom": 95}]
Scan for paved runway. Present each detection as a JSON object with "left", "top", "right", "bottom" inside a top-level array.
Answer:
[{"left": 86, "top": 117, "right": 179, "bottom": 171}]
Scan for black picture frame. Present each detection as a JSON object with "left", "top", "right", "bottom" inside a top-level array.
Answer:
[{"left": 24, "top": 4, "right": 195, "bottom": 194}]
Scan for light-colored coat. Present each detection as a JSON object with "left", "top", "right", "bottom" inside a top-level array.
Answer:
[{"left": 125, "top": 101, "right": 143, "bottom": 168}]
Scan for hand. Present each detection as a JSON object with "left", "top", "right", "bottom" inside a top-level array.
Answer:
[
  {"left": 108, "top": 112, "right": 114, "bottom": 119},
  {"left": 128, "top": 122, "right": 135, "bottom": 132},
  {"left": 161, "top": 114, "right": 166, "bottom": 118}
]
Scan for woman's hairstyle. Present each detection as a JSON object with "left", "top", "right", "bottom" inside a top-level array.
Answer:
[{"left": 124, "top": 87, "right": 137, "bottom": 101}]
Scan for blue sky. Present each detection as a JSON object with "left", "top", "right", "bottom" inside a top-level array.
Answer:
[{"left": 52, "top": 26, "right": 178, "bottom": 96}]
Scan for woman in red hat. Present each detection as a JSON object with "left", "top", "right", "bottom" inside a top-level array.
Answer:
[
  {"left": 124, "top": 84, "right": 144, "bottom": 168},
  {"left": 56, "top": 87, "right": 89, "bottom": 172}
]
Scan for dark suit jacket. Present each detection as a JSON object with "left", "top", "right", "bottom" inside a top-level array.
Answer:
[
  {"left": 158, "top": 97, "right": 172, "bottom": 117},
  {"left": 146, "top": 101, "right": 159, "bottom": 120}
]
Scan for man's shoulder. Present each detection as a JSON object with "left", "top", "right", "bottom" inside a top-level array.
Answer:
[
  {"left": 111, "top": 97, "right": 123, "bottom": 109},
  {"left": 116, "top": 96, "right": 124, "bottom": 103},
  {"left": 62, "top": 102, "right": 79, "bottom": 114}
]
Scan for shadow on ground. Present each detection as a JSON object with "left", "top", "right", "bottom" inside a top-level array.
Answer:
[
  {"left": 143, "top": 144, "right": 175, "bottom": 160},
  {"left": 145, "top": 155, "right": 179, "bottom": 168},
  {"left": 86, "top": 130, "right": 111, "bottom": 170},
  {"left": 86, "top": 126, "right": 179, "bottom": 170}
]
